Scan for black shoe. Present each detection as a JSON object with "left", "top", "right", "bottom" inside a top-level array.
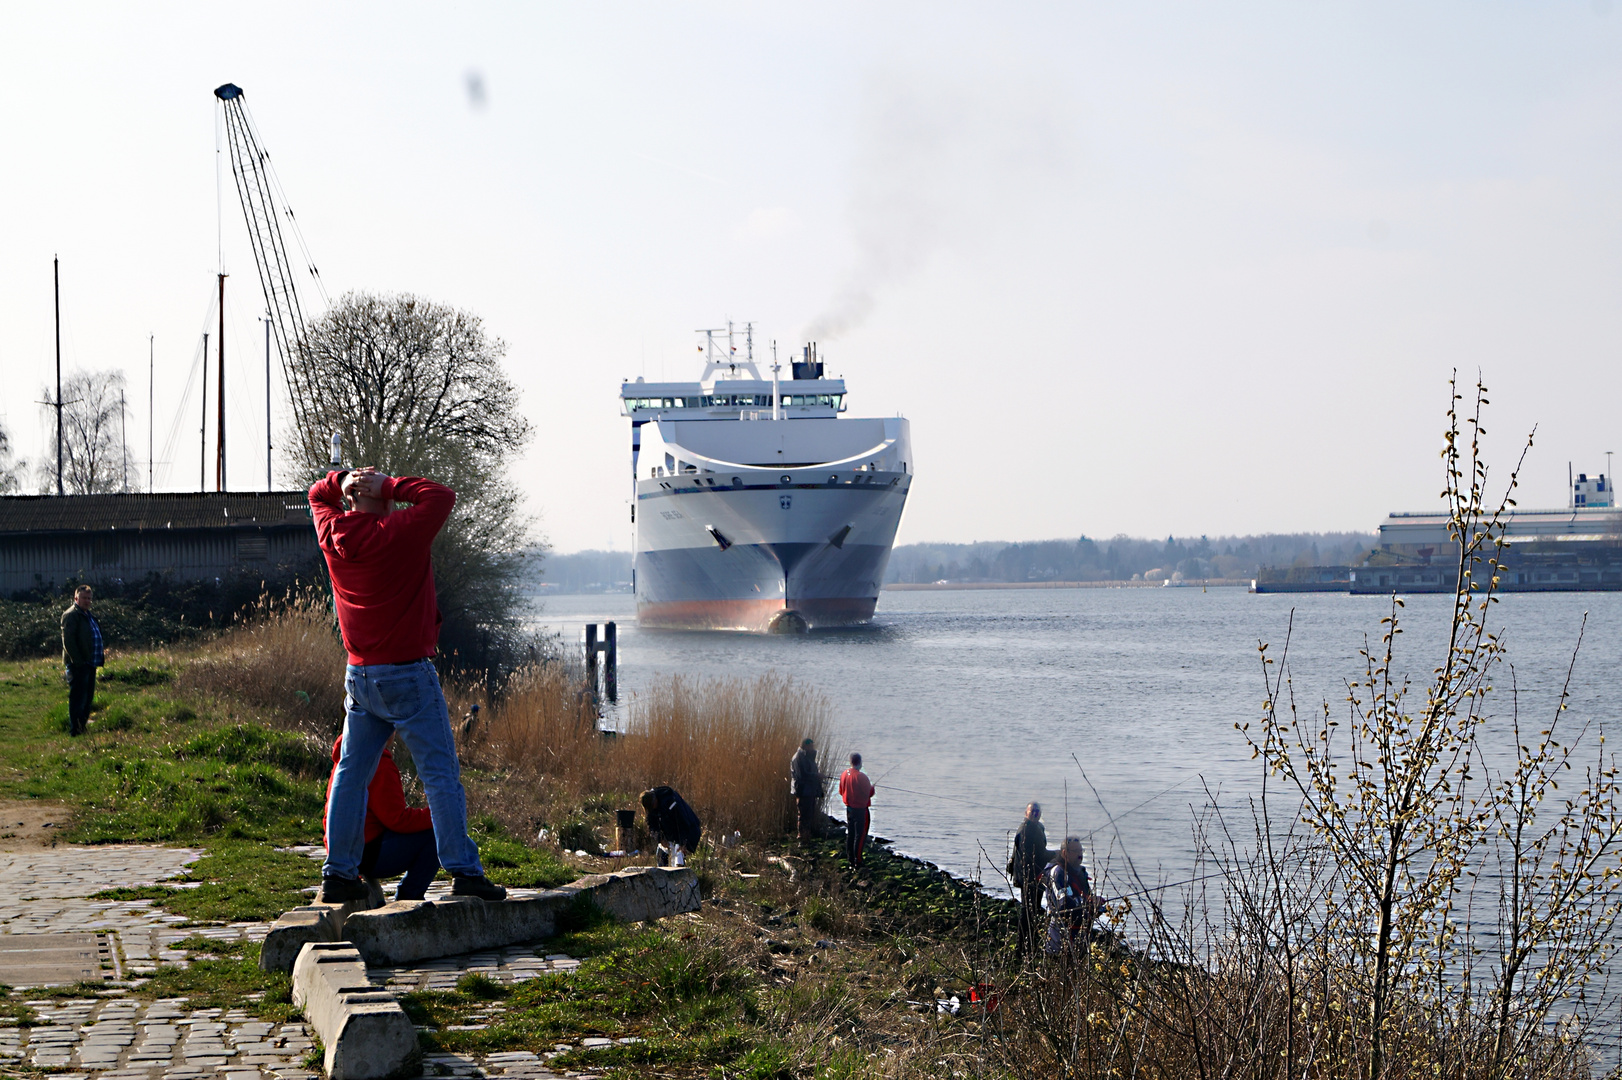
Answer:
[
  {"left": 452, "top": 874, "right": 507, "bottom": 901},
  {"left": 318, "top": 875, "right": 370, "bottom": 904}
]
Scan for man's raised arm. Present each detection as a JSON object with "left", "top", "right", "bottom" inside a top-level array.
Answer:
[
  {"left": 377, "top": 476, "right": 456, "bottom": 542},
  {"left": 309, "top": 470, "right": 351, "bottom": 546}
]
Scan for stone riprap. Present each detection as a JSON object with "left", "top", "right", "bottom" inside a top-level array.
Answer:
[
  {"left": 341, "top": 866, "right": 700, "bottom": 968},
  {"left": 292, "top": 942, "right": 416, "bottom": 1080}
]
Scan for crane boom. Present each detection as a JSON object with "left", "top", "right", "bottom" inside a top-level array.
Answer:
[{"left": 213, "top": 82, "right": 318, "bottom": 440}]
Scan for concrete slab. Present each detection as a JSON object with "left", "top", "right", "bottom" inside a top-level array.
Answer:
[
  {"left": 0, "top": 932, "right": 108, "bottom": 985},
  {"left": 340, "top": 866, "right": 699, "bottom": 968}
]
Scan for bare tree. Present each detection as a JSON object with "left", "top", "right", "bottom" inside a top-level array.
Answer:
[
  {"left": 36, "top": 369, "right": 136, "bottom": 495},
  {"left": 0, "top": 421, "right": 26, "bottom": 494},
  {"left": 287, "top": 291, "right": 539, "bottom": 671}
]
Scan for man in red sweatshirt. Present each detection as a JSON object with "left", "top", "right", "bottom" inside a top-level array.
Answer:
[
  {"left": 838, "top": 752, "right": 875, "bottom": 869},
  {"left": 327, "top": 735, "right": 439, "bottom": 901},
  {"left": 311, "top": 465, "right": 505, "bottom": 903}
]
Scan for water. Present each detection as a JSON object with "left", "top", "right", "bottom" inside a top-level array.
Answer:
[{"left": 533, "top": 587, "right": 1622, "bottom": 895}]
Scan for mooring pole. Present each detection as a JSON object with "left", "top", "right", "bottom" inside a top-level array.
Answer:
[
  {"left": 584, "top": 623, "right": 599, "bottom": 699},
  {"left": 604, "top": 621, "right": 617, "bottom": 704}
]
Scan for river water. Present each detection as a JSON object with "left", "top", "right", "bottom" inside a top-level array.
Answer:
[{"left": 533, "top": 587, "right": 1622, "bottom": 897}]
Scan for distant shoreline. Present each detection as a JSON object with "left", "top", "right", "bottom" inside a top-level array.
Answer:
[{"left": 883, "top": 579, "right": 1253, "bottom": 591}]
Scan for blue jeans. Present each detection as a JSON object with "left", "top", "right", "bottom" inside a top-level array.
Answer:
[
  {"left": 323, "top": 660, "right": 484, "bottom": 880},
  {"left": 365, "top": 828, "right": 441, "bottom": 901}
]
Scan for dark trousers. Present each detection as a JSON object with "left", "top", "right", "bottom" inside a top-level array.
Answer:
[
  {"left": 362, "top": 829, "right": 440, "bottom": 901},
  {"left": 796, "top": 794, "right": 821, "bottom": 839},
  {"left": 844, "top": 806, "right": 870, "bottom": 866},
  {"left": 67, "top": 664, "right": 96, "bottom": 736},
  {"left": 1017, "top": 882, "right": 1045, "bottom": 958}
]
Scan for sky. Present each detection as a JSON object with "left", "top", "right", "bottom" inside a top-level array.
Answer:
[{"left": 2, "top": 3, "right": 1620, "bottom": 553}]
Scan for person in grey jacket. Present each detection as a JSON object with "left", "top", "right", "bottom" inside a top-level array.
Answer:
[
  {"left": 790, "top": 739, "right": 823, "bottom": 840},
  {"left": 60, "top": 586, "right": 104, "bottom": 737}
]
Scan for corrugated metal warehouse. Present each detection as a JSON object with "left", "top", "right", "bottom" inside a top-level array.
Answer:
[{"left": 0, "top": 493, "right": 320, "bottom": 596}]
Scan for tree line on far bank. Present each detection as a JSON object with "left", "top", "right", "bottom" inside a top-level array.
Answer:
[{"left": 535, "top": 531, "right": 1377, "bottom": 593}]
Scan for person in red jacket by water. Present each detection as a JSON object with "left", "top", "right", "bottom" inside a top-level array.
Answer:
[
  {"left": 838, "top": 752, "right": 876, "bottom": 869},
  {"left": 326, "top": 735, "right": 440, "bottom": 900},
  {"left": 311, "top": 465, "right": 505, "bottom": 904}
]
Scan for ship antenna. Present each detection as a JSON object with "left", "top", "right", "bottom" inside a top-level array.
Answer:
[
  {"left": 771, "top": 340, "right": 781, "bottom": 421},
  {"left": 746, "top": 321, "right": 754, "bottom": 362}
]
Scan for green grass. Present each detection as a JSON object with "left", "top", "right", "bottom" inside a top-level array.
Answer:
[
  {"left": 95, "top": 845, "right": 325, "bottom": 924},
  {"left": 468, "top": 815, "right": 576, "bottom": 890},
  {"left": 0, "top": 655, "right": 583, "bottom": 927},
  {"left": 130, "top": 937, "right": 297, "bottom": 1020},
  {"left": 0, "top": 658, "right": 329, "bottom": 923},
  {"left": 403, "top": 922, "right": 778, "bottom": 1078}
]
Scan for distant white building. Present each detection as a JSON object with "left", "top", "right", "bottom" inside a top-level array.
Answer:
[{"left": 1573, "top": 472, "right": 1613, "bottom": 509}]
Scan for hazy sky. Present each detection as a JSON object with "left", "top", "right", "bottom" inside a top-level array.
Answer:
[{"left": 3, "top": 3, "right": 1619, "bottom": 552}]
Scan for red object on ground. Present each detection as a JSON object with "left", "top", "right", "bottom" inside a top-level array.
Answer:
[
  {"left": 308, "top": 472, "right": 454, "bottom": 666},
  {"left": 324, "top": 735, "right": 433, "bottom": 847},
  {"left": 970, "top": 983, "right": 1001, "bottom": 1013}
]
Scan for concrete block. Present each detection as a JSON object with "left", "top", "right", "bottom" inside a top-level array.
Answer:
[
  {"left": 343, "top": 866, "right": 700, "bottom": 967},
  {"left": 571, "top": 864, "right": 703, "bottom": 924},
  {"left": 292, "top": 941, "right": 417, "bottom": 1080},
  {"left": 260, "top": 880, "right": 387, "bottom": 973}
]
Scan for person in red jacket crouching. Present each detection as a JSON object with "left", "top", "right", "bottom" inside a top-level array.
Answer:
[
  {"left": 311, "top": 465, "right": 505, "bottom": 904},
  {"left": 326, "top": 735, "right": 440, "bottom": 900}
]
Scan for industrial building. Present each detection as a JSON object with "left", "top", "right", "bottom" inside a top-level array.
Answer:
[
  {"left": 1255, "top": 472, "right": 1622, "bottom": 594},
  {"left": 0, "top": 492, "right": 319, "bottom": 597}
]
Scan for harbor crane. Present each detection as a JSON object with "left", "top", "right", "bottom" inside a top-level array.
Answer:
[{"left": 212, "top": 82, "right": 326, "bottom": 450}]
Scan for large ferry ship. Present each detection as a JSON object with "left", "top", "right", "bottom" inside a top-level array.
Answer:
[{"left": 621, "top": 324, "right": 912, "bottom": 632}]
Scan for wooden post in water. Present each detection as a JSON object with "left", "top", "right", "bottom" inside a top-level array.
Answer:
[
  {"left": 604, "top": 621, "right": 617, "bottom": 704},
  {"left": 584, "top": 623, "right": 599, "bottom": 700}
]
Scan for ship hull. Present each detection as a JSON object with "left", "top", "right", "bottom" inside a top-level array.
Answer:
[{"left": 634, "top": 478, "right": 909, "bottom": 632}]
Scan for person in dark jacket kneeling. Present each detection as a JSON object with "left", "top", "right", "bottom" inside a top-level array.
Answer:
[{"left": 641, "top": 786, "right": 702, "bottom": 867}]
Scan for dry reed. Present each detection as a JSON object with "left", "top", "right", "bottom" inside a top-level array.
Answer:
[
  {"left": 466, "top": 669, "right": 839, "bottom": 844},
  {"left": 178, "top": 590, "right": 348, "bottom": 732}
]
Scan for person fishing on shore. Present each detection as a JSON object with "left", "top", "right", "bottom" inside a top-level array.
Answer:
[
  {"left": 1008, "top": 802, "right": 1050, "bottom": 958},
  {"left": 1043, "top": 836, "right": 1102, "bottom": 957},
  {"left": 791, "top": 738, "right": 824, "bottom": 841},
  {"left": 838, "top": 752, "right": 875, "bottom": 868},
  {"left": 311, "top": 464, "right": 505, "bottom": 905}
]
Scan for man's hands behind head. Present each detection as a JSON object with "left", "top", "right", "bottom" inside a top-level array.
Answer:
[{"left": 341, "top": 467, "right": 393, "bottom": 507}]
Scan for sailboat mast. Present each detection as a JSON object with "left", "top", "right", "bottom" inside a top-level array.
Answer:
[
  {"left": 54, "top": 257, "right": 62, "bottom": 497},
  {"left": 216, "top": 273, "right": 226, "bottom": 491}
]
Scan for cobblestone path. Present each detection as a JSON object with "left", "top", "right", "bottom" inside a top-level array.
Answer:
[{"left": 0, "top": 846, "right": 604, "bottom": 1079}]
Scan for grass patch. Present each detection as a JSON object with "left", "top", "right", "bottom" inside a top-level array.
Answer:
[
  {"left": 468, "top": 816, "right": 575, "bottom": 890},
  {"left": 133, "top": 937, "right": 297, "bottom": 1021},
  {"left": 95, "top": 844, "right": 321, "bottom": 923}
]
